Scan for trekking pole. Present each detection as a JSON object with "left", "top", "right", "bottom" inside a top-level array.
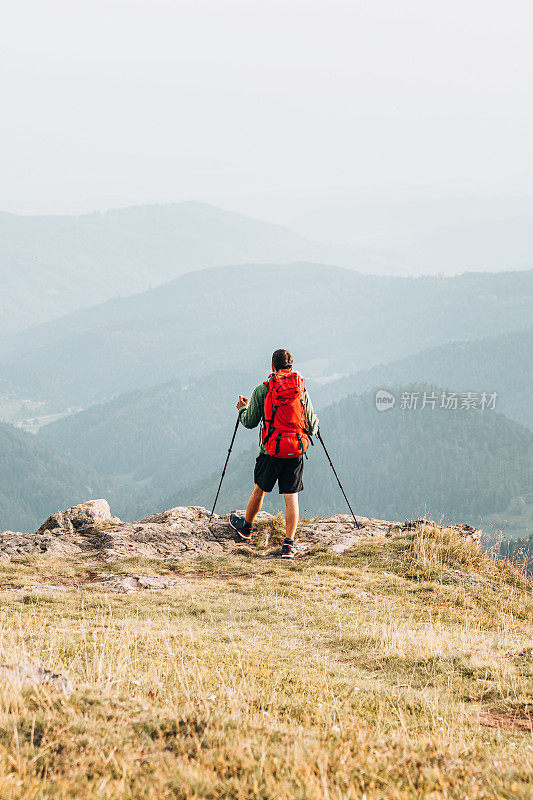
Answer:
[
  {"left": 209, "top": 416, "right": 240, "bottom": 521},
  {"left": 316, "top": 428, "right": 361, "bottom": 529}
]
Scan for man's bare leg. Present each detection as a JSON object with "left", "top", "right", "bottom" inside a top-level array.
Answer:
[
  {"left": 245, "top": 484, "right": 266, "bottom": 525},
  {"left": 284, "top": 492, "right": 299, "bottom": 539}
]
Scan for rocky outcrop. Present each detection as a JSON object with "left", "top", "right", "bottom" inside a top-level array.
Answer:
[
  {"left": 37, "top": 499, "right": 120, "bottom": 534},
  {"left": 0, "top": 500, "right": 482, "bottom": 564}
]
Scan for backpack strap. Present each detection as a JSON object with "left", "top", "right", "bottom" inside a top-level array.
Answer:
[
  {"left": 297, "top": 375, "right": 311, "bottom": 438},
  {"left": 262, "top": 374, "right": 278, "bottom": 448},
  {"left": 259, "top": 377, "right": 271, "bottom": 444},
  {"left": 263, "top": 405, "right": 278, "bottom": 448}
]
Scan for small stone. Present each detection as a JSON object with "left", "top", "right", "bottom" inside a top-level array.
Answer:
[{"left": 0, "top": 662, "right": 73, "bottom": 697}]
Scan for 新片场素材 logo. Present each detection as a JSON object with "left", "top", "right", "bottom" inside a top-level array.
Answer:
[{"left": 375, "top": 389, "right": 396, "bottom": 411}]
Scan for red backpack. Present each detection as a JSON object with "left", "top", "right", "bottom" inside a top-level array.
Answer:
[{"left": 261, "top": 369, "right": 309, "bottom": 458}]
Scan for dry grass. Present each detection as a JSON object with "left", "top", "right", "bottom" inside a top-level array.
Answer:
[{"left": 0, "top": 528, "right": 531, "bottom": 799}]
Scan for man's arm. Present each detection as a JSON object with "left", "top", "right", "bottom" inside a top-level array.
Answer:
[
  {"left": 304, "top": 390, "right": 319, "bottom": 435},
  {"left": 238, "top": 384, "right": 266, "bottom": 429}
]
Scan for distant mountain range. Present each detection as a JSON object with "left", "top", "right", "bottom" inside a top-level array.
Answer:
[
  {"left": 396, "top": 216, "right": 533, "bottom": 275},
  {"left": 316, "top": 328, "right": 533, "bottom": 431},
  {"left": 0, "top": 202, "right": 378, "bottom": 335},
  {"left": 2, "top": 264, "right": 531, "bottom": 409},
  {"left": 292, "top": 196, "right": 533, "bottom": 273},
  {"left": 3, "top": 198, "right": 532, "bottom": 339}
]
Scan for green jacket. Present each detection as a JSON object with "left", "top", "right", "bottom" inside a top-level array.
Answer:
[{"left": 238, "top": 376, "right": 319, "bottom": 455}]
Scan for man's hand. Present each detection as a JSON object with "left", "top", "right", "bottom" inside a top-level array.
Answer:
[{"left": 237, "top": 395, "right": 249, "bottom": 410}]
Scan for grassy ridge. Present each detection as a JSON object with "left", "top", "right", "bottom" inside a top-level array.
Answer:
[{"left": 0, "top": 526, "right": 531, "bottom": 799}]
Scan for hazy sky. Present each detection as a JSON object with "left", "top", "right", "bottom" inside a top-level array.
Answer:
[{"left": 2, "top": 0, "right": 533, "bottom": 219}]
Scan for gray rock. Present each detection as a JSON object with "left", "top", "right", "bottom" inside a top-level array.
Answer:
[
  {"left": 0, "top": 662, "right": 73, "bottom": 697},
  {"left": 37, "top": 499, "right": 120, "bottom": 534},
  {"left": 0, "top": 529, "right": 89, "bottom": 560},
  {"left": 92, "top": 574, "right": 182, "bottom": 593}
]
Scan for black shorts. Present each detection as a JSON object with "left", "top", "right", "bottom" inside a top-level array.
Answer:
[{"left": 254, "top": 453, "right": 304, "bottom": 494}]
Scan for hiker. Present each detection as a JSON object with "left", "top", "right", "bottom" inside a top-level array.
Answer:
[{"left": 229, "top": 349, "right": 319, "bottom": 559}]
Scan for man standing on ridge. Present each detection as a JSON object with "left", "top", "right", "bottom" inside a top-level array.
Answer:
[{"left": 229, "top": 349, "right": 319, "bottom": 559}]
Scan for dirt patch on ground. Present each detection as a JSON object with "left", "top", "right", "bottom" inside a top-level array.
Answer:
[{"left": 477, "top": 706, "right": 533, "bottom": 732}]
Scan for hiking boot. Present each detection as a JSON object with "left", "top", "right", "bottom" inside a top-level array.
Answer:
[
  {"left": 229, "top": 513, "right": 253, "bottom": 541},
  {"left": 281, "top": 540, "right": 296, "bottom": 559}
]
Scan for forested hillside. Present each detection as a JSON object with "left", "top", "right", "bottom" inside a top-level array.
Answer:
[
  {"left": 2, "top": 265, "right": 531, "bottom": 408},
  {"left": 178, "top": 385, "right": 532, "bottom": 526},
  {"left": 37, "top": 371, "right": 259, "bottom": 519},
  {"left": 0, "top": 422, "right": 103, "bottom": 532},
  {"left": 316, "top": 328, "right": 533, "bottom": 430}
]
